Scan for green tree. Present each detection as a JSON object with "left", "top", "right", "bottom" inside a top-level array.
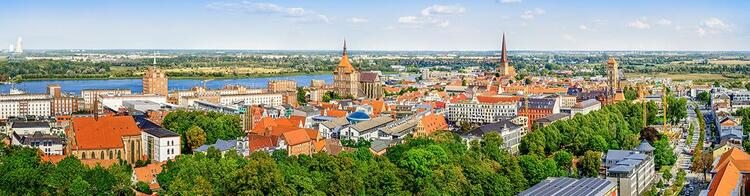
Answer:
[
  {"left": 697, "top": 91, "right": 710, "bottom": 105},
  {"left": 580, "top": 151, "right": 602, "bottom": 177},
  {"left": 186, "top": 125, "right": 207, "bottom": 150},
  {"left": 653, "top": 136, "right": 677, "bottom": 169},
  {"left": 134, "top": 181, "right": 152, "bottom": 194},
  {"left": 68, "top": 177, "right": 91, "bottom": 195}
]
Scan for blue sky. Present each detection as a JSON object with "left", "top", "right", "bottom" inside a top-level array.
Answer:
[{"left": 1, "top": 0, "right": 748, "bottom": 51}]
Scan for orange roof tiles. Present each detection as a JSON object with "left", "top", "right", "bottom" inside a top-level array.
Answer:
[
  {"left": 248, "top": 134, "right": 277, "bottom": 152},
  {"left": 322, "top": 109, "right": 347, "bottom": 118},
  {"left": 362, "top": 100, "right": 386, "bottom": 116},
  {"left": 335, "top": 54, "right": 355, "bottom": 74},
  {"left": 282, "top": 129, "right": 312, "bottom": 146},
  {"left": 419, "top": 113, "right": 448, "bottom": 136},
  {"left": 133, "top": 162, "right": 165, "bottom": 189},
  {"left": 72, "top": 116, "right": 141, "bottom": 150},
  {"left": 708, "top": 147, "right": 750, "bottom": 196},
  {"left": 314, "top": 140, "right": 326, "bottom": 152},
  {"left": 476, "top": 95, "right": 521, "bottom": 104},
  {"left": 251, "top": 117, "right": 302, "bottom": 136}
]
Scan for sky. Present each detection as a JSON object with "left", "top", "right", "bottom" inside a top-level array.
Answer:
[{"left": 1, "top": 0, "right": 748, "bottom": 51}]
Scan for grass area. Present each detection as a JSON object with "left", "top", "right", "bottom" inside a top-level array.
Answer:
[
  {"left": 625, "top": 73, "right": 736, "bottom": 81},
  {"left": 669, "top": 60, "right": 750, "bottom": 65}
]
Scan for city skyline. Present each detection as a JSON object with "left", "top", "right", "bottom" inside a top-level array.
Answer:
[{"left": 1, "top": 0, "right": 749, "bottom": 51}]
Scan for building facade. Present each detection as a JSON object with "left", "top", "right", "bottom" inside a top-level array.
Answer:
[
  {"left": 333, "top": 40, "right": 360, "bottom": 98},
  {"left": 141, "top": 128, "right": 181, "bottom": 162},
  {"left": 142, "top": 67, "right": 169, "bottom": 96},
  {"left": 446, "top": 101, "right": 519, "bottom": 124},
  {"left": 81, "top": 89, "right": 132, "bottom": 112},
  {"left": 69, "top": 116, "right": 143, "bottom": 164},
  {"left": 0, "top": 94, "right": 51, "bottom": 119},
  {"left": 359, "top": 72, "right": 384, "bottom": 99}
]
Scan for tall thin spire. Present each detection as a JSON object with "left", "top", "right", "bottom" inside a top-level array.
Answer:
[
  {"left": 501, "top": 33, "right": 508, "bottom": 64},
  {"left": 342, "top": 39, "right": 348, "bottom": 56}
]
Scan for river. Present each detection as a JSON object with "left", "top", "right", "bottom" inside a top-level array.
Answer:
[{"left": 0, "top": 74, "right": 333, "bottom": 95}]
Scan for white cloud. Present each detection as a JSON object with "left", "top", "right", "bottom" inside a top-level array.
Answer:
[
  {"left": 578, "top": 25, "right": 588, "bottom": 30},
  {"left": 628, "top": 19, "right": 650, "bottom": 29},
  {"left": 696, "top": 27, "right": 707, "bottom": 36},
  {"left": 206, "top": 1, "right": 329, "bottom": 23},
  {"left": 562, "top": 34, "right": 574, "bottom": 41},
  {"left": 702, "top": 17, "right": 729, "bottom": 29},
  {"left": 347, "top": 17, "right": 368, "bottom": 24},
  {"left": 421, "top": 4, "right": 465, "bottom": 16},
  {"left": 657, "top": 19, "right": 672, "bottom": 26},
  {"left": 499, "top": 0, "right": 522, "bottom": 3},
  {"left": 520, "top": 8, "right": 545, "bottom": 19},
  {"left": 696, "top": 17, "right": 731, "bottom": 36},
  {"left": 397, "top": 5, "right": 464, "bottom": 28},
  {"left": 398, "top": 16, "right": 422, "bottom": 24}
]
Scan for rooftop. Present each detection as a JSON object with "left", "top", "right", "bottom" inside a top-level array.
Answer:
[{"left": 519, "top": 177, "right": 615, "bottom": 196}]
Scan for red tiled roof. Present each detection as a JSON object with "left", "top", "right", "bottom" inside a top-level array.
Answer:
[
  {"left": 419, "top": 113, "right": 448, "bottom": 136},
  {"left": 708, "top": 147, "right": 750, "bottom": 196},
  {"left": 476, "top": 95, "right": 521, "bottom": 104},
  {"left": 282, "top": 129, "right": 312, "bottom": 146},
  {"left": 322, "top": 109, "right": 347, "bottom": 118},
  {"left": 251, "top": 117, "right": 300, "bottom": 136},
  {"left": 248, "top": 134, "right": 277, "bottom": 152},
  {"left": 72, "top": 116, "right": 140, "bottom": 150},
  {"left": 133, "top": 162, "right": 165, "bottom": 189}
]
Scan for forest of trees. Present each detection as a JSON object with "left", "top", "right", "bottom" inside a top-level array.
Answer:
[
  {"left": 152, "top": 101, "right": 676, "bottom": 195},
  {"left": 161, "top": 110, "right": 243, "bottom": 153},
  {"left": 0, "top": 144, "right": 134, "bottom": 195},
  {"left": 0, "top": 99, "right": 684, "bottom": 195}
]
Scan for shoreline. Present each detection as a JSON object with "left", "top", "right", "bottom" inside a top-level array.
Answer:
[{"left": 13, "top": 71, "right": 335, "bottom": 82}]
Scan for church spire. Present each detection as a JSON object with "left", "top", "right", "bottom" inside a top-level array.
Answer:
[
  {"left": 501, "top": 33, "right": 508, "bottom": 64},
  {"left": 342, "top": 39, "right": 348, "bottom": 56}
]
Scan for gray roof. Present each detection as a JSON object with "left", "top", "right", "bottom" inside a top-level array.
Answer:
[
  {"left": 380, "top": 120, "right": 417, "bottom": 136},
  {"left": 519, "top": 177, "right": 615, "bottom": 196},
  {"left": 350, "top": 116, "right": 394, "bottom": 132},
  {"left": 195, "top": 139, "right": 238, "bottom": 152},
  {"left": 143, "top": 128, "right": 180, "bottom": 138},
  {"left": 636, "top": 140, "right": 655, "bottom": 152},
  {"left": 369, "top": 139, "right": 393, "bottom": 152},
  {"left": 321, "top": 117, "right": 349, "bottom": 129},
  {"left": 12, "top": 132, "right": 64, "bottom": 146},
  {"left": 523, "top": 97, "right": 557, "bottom": 109},
  {"left": 536, "top": 113, "right": 570, "bottom": 123},
  {"left": 11, "top": 121, "right": 50, "bottom": 129},
  {"left": 573, "top": 99, "right": 600, "bottom": 109},
  {"left": 462, "top": 118, "right": 522, "bottom": 138}
]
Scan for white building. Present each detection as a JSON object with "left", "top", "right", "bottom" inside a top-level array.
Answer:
[
  {"left": 341, "top": 116, "right": 394, "bottom": 141},
  {"left": 221, "top": 93, "right": 283, "bottom": 106},
  {"left": 0, "top": 94, "right": 51, "bottom": 119},
  {"left": 570, "top": 99, "right": 602, "bottom": 116},
  {"left": 446, "top": 101, "right": 519, "bottom": 124},
  {"left": 605, "top": 141, "right": 656, "bottom": 196},
  {"left": 141, "top": 127, "right": 181, "bottom": 162},
  {"left": 9, "top": 121, "right": 52, "bottom": 135},
  {"left": 98, "top": 94, "right": 167, "bottom": 112},
  {"left": 11, "top": 132, "right": 64, "bottom": 155},
  {"left": 81, "top": 89, "right": 132, "bottom": 111}
]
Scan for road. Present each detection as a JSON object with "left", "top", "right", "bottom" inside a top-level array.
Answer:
[{"left": 678, "top": 104, "right": 711, "bottom": 196}]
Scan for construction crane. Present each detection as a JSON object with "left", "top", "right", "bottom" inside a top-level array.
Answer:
[
  {"left": 637, "top": 83, "right": 648, "bottom": 129},
  {"left": 661, "top": 83, "right": 667, "bottom": 132}
]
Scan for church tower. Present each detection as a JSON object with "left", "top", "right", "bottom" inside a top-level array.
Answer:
[
  {"left": 607, "top": 57, "right": 620, "bottom": 96},
  {"left": 497, "top": 33, "right": 516, "bottom": 77},
  {"left": 333, "top": 40, "right": 359, "bottom": 98}
]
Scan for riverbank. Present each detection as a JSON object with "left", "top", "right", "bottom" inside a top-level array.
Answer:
[{"left": 16, "top": 71, "right": 334, "bottom": 81}]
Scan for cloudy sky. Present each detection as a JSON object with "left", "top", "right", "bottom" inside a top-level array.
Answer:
[{"left": 1, "top": 0, "right": 748, "bottom": 51}]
